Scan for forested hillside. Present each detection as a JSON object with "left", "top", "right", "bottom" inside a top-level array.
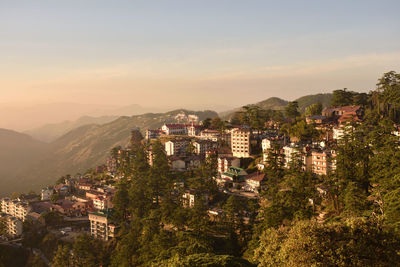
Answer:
[{"left": 220, "top": 93, "right": 332, "bottom": 120}]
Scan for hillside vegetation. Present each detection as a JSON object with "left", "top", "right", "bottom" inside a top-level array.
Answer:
[
  {"left": 25, "top": 115, "right": 119, "bottom": 142},
  {"left": 220, "top": 93, "right": 332, "bottom": 119},
  {"left": 0, "top": 109, "right": 217, "bottom": 196}
]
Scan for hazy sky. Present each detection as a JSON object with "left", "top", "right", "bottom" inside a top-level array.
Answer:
[{"left": 1, "top": 0, "right": 400, "bottom": 109}]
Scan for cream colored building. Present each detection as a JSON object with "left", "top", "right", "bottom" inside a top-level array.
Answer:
[
  {"left": 0, "top": 213, "right": 23, "bottom": 238},
  {"left": 89, "top": 210, "right": 117, "bottom": 241},
  {"left": 231, "top": 128, "right": 251, "bottom": 158},
  {"left": 1, "top": 198, "right": 30, "bottom": 222}
]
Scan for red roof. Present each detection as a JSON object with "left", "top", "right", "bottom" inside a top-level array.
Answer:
[
  {"left": 323, "top": 105, "right": 361, "bottom": 114},
  {"left": 246, "top": 172, "right": 266, "bottom": 182},
  {"left": 164, "top": 124, "right": 186, "bottom": 129}
]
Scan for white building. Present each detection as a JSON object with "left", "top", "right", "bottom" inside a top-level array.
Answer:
[
  {"left": 89, "top": 210, "right": 117, "bottom": 241},
  {"left": 187, "top": 123, "right": 202, "bottom": 136},
  {"left": 165, "top": 140, "right": 189, "bottom": 156},
  {"left": 261, "top": 138, "right": 273, "bottom": 152},
  {"left": 161, "top": 124, "right": 187, "bottom": 135},
  {"left": 283, "top": 145, "right": 299, "bottom": 168},
  {"left": 231, "top": 128, "right": 251, "bottom": 158}
]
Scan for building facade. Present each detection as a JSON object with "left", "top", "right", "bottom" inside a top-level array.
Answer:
[
  {"left": 89, "top": 210, "right": 116, "bottom": 241},
  {"left": 1, "top": 198, "right": 30, "bottom": 222},
  {"left": 231, "top": 128, "right": 251, "bottom": 158},
  {"left": 311, "top": 150, "right": 336, "bottom": 175},
  {"left": 217, "top": 157, "right": 240, "bottom": 174},
  {"left": 0, "top": 213, "right": 23, "bottom": 238}
]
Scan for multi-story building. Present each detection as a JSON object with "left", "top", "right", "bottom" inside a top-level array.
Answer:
[
  {"left": 89, "top": 210, "right": 117, "bottom": 241},
  {"left": 333, "top": 126, "right": 345, "bottom": 140},
  {"left": 93, "top": 196, "right": 113, "bottom": 211},
  {"left": 281, "top": 144, "right": 313, "bottom": 171},
  {"left": 145, "top": 129, "right": 163, "bottom": 140},
  {"left": 41, "top": 187, "right": 54, "bottom": 201},
  {"left": 231, "top": 128, "right": 251, "bottom": 158},
  {"left": 262, "top": 138, "right": 285, "bottom": 163},
  {"left": 161, "top": 124, "right": 187, "bottom": 135},
  {"left": 311, "top": 150, "right": 336, "bottom": 175},
  {"left": 217, "top": 156, "right": 240, "bottom": 174},
  {"left": 283, "top": 145, "right": 302, "bottom": 168},
  {"left": 165, "top": 139, "right": 189, "bottom": 156},
  {"left": 0, "top": 213, "right": 23, "bottom": 238},
  {"left": 1, "top": 198, "right": 30, "bottom": 222},
  {"left": 199, "top": 129, "right": 220, "bottom": 142},
  {"left": 182, "top": 189, "right": 209, "bottom": 208},
  {"left": 192, "top": 140, "right": 217, "bottom": 155}
]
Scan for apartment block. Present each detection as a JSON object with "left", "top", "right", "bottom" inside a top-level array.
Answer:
[
  {"left": 89, "top": 210, "right": 117, "bottom": 241},
  {"left": 192, "top": 140, "right": 217, "bottom": 155},
  {"left": 311, "top": 150, "right": 336, "bottom": 175},
  {"left": 1, "top": 198, "right": 30, "bottom": 222},
  {"left": 0, "top": 213, "right": 23, "bottom": 238},
  {"left": 231, "top": 128, "right": 251, "bottom": 158},
  {"left": 165, "top": 139, "right": 189, "bottom": 156}
]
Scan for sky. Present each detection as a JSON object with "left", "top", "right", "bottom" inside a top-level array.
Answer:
[{"left": 1, "top": 0, "right": 400, "bottom": 112}]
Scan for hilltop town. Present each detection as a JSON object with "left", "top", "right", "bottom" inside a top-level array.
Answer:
[{"left": 1, "top": 73, "right": 400, "bottom": 266}]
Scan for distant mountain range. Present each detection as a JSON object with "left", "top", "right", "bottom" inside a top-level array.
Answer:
[
  {"left": 0, "top": 102, "right": 169, "bottom": 132},
  {"left": 219, "top": 93, "right": 333, "bottom": 119},
  {"left": 0, "top": 109, "right": 217, "bottom": 196},
  {"left": 25, "top": 115, "right": 119, "bottom": 142}
]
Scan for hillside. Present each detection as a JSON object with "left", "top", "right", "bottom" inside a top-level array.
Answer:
[
  {"left": 25, "top": 115, "right": 119, "bottom": 142},
  {"left": 0, "top": 109, "right": 217, "bottom": 196},
  {"left": 0, "top": 129, "right": 49, "bottom": 196},
  {"left": 220, "top": 93, "right": 332, "bottom": 119},
  {"left": 295, "top": 93, "right": 332, "bottom": 113}
]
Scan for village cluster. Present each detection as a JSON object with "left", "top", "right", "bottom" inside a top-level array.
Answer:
[{"left": 0, "top": 105, "right": 366, "bottom": 242}]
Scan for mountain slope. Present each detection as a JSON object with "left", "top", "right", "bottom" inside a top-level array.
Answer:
[
  {"left": 25, "top": 115, "right": 119, "bottom": 142},
  {"left": 220, "top": 93, "right": 332, "bottom": 119},
  {"left": 6, "top": 109, "right": 217, "bottom": 195},
  {"left": 219, "top": 97, "right": 288, "bottom": 119},
  {"left": 0, "top": 129, "right": 48, "bottom": 196},
  {"left": 295, "top": 93, "right": 332, "bottom": 113}
]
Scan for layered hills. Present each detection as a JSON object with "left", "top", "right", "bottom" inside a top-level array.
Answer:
[
  {"left": 0, "top": 109, "right": 217, "bottom": 196},
  {"left": 25, "top": 115, "right": 119, "bottom": 143}
]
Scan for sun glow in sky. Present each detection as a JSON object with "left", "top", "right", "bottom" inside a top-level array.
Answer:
[{"left": 1, "top": 0, "right": 400, "bottom": 109}]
